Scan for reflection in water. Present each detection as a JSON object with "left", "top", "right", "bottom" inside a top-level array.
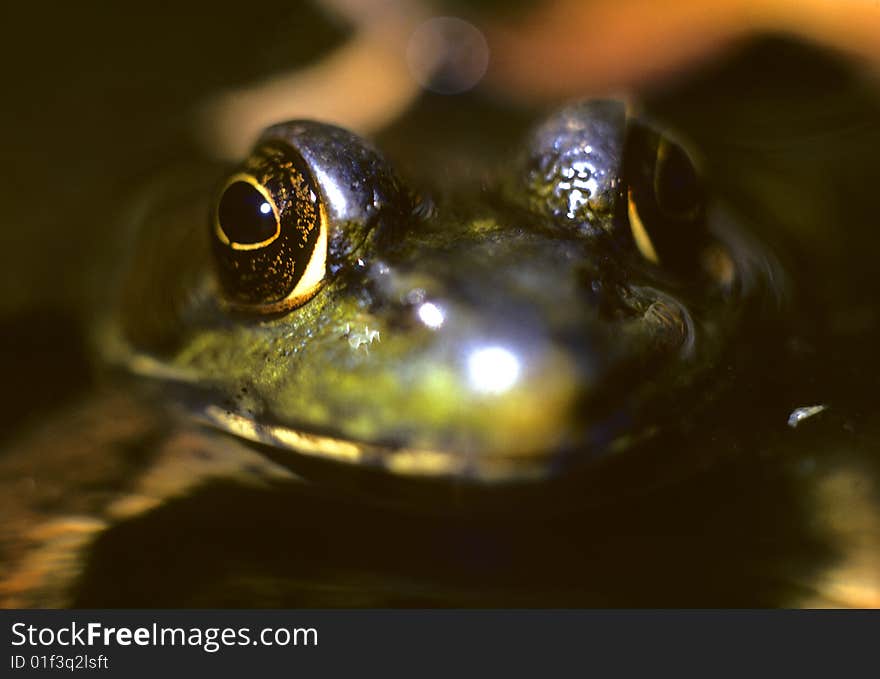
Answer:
[{"left": 801, "top": 464, "right": 880, "bottom": 607}]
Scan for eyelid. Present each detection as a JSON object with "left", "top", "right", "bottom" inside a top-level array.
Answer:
[{"left": 627, "top": 188, "right": 659, "bottom": 264}]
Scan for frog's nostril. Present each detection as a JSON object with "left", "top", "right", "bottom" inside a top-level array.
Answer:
[{"left": 635, "top": 291, "right": 695, "bottom": 356}]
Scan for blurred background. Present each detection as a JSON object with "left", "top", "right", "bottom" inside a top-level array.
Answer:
[{"left": 0, "top": 0, "right": 878, "bottom": 606}]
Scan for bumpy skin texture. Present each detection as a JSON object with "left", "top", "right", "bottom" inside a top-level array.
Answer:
[
  {"left": 110, "top": 101, "right": 773, "bottom": 483},
  {"left": 520, "top": 100, "right": 626, "bottom": 234},
  {"left": 258, "top": 121, "right": 411, "bottom": 268}
]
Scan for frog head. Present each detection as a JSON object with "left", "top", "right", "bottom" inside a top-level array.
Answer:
[{"left": 105, "top": 100, "right": 776, "bottom": 486}]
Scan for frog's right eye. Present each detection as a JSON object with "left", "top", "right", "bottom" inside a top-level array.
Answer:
[
  {"left": 623, "top": 124, "right": 710, "bottom": 277},
  {"left": 211, "top": 121, "right": 406, "bottom": 315}
]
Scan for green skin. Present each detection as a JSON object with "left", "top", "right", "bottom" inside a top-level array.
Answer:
[{"left": 105, "top": 100, "right": 773, "bottom": 486}]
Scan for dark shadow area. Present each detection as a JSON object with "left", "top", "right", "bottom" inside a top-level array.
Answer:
[
  {"left": 0, "top": 311, "right": 91, "bottom": 446},
  {"left": 72, "top": 444, "right": 832, "bottom": 607}
]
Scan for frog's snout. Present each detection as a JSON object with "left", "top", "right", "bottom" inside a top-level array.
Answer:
[{"left": 329, "top": 225, "right": 694, "bottom": 474}]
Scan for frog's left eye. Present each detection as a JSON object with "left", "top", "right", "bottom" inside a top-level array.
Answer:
[
  {"left": 211, "top": 121, "right": 405, "bottom": 314},
  {"left": 653, "top": 138, "right": 702, "bottom": 220}
]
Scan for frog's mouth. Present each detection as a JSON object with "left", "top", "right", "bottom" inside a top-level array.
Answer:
[
  {"left": 194, "top": 375, "right": 666, "bottom": 485},
  {"left": 197, "top": 404, "right": 556, "bottom": 481}
]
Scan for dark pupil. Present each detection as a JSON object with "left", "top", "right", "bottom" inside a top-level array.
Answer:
[
  {"left": 655, "top": 143, "right": 700, "bottom": 216},
  {"left": 218, "top": 181, "right": 277, "bottom": 245}
]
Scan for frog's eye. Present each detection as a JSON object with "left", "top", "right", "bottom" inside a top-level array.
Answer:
[
  {"left": 211, "top": 121, "right": 406, "bottom": 314},
  {"left": 623, "top": 125, "right": 711, "bottom": 277},
  {"left": 519, "top": 102, "right": 733, "bottom": 286},
  {"left": 212, "top": 143, "right": 326, "bottom": 314},
  {"left": 653, "top": 138, "right": 702, "bottom": 220}
]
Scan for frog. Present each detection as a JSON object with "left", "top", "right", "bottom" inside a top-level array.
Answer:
[
  {"left": 102, "top": 99, "right": 775, "bottom": 487},
  {"left": 0, "top": 98, "right": 835, "bottom": 608}
]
